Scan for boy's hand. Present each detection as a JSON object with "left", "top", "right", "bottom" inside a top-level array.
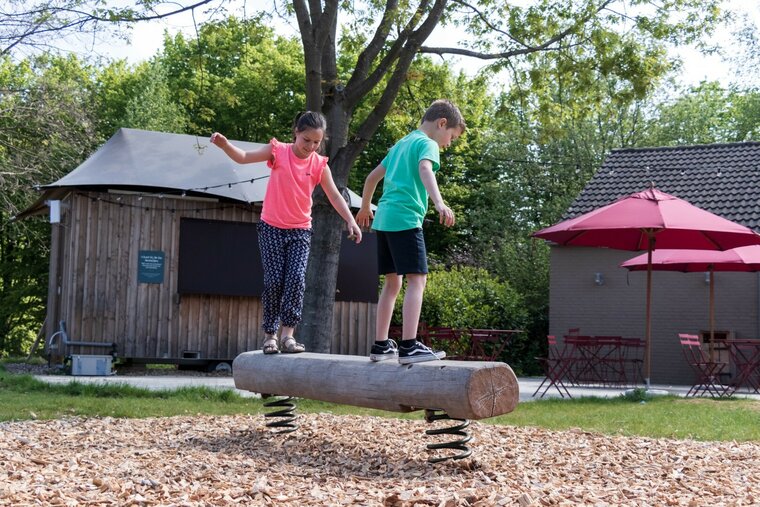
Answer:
[
  {"left": 435, "top": 202, "right": 455, "bottom": 227},
  {"left": 346, "top": 221, "right": 363, "bottom": 243},
  {"left": 355, "top": 207, "right": 374, "bottom": 229},
  {"left": 209, "top": 132, "right": 228, "bottom": 147}
]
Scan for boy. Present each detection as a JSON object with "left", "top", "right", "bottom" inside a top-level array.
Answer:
[{"left": 356, "top": 99, "right": 465, "bottom": 364}]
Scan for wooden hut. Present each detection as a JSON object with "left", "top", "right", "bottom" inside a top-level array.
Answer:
[{"left": 17, "top": 128, "right": 377, "bottom": 369}]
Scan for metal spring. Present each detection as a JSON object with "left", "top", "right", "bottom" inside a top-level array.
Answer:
[
  {"left": 262, "top": 395, "right": 298, "bottom": 434},
  {"left": 424, "top": 409, "right": 472, "bottom": 463}
]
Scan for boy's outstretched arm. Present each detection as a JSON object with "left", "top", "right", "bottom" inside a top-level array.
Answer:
[
  {"left": 320, "top": 167, "right": 363, "bottom": 243},
  {"left": 210, "top": 132, "right": 272, "bottom": 164},
  {"left": 356, "top": 164, "right": 386, "bottom": 228},
  {"left": 419, "top": 160, "right": 455, "bottom": 227}
]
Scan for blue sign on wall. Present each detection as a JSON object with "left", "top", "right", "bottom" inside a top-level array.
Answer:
[{"left": 138, "top": 250, "right": 165, "bottom": 284}]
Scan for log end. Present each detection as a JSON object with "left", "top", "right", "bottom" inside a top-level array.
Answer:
[{"left": 466, "top": 362, "right": 519, "bottom": 419}]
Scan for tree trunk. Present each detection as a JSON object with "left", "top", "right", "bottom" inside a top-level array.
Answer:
[
  {"left": 297, "top": 0, "right": 447, "bottom": 353},
  {"left": 300, "top": 98, "right": 356, "bottom": 352},
  {"left": 301, "top": 199, "right": 345, "bottom": 352}
]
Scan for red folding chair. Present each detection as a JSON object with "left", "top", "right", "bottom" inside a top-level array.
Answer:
[
  {"left": 678, "top": 333, "right": 733, "bottom": 398},
  {"left": 621, "top": 337, "right": 645, "bottom": 387},
  {"left": 533, "top": 335, "right": 572, "bottom": 398}
]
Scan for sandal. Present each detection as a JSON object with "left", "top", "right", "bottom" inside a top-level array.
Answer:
[
  {"left": 262, "top": 335, "right": 280, "bottom": 354},
  {"left": 280, "top": 336, "right": 306, "bottom": 353}
]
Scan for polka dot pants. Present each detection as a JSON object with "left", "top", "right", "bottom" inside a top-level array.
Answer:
[{"left": 258, "top": 221, "right": 312, "bottom": 335}]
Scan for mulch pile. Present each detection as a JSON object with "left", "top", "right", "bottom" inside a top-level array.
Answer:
[{"left": 2, "top": 413, "right": 759, "bottom": 506}]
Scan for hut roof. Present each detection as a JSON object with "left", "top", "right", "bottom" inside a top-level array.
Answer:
[{"left": 15, "top": 128, "right": 365, "bottom": 219}]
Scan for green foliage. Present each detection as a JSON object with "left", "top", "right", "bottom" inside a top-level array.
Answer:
[
  {"left": 122, "top": 61, "right": 187, "bottom": 133},
  {"left": 160, "top": 16, "right": 306, "bottom": 142},
  {"left": 392, "top": 265, "right": 526, "bottom": 330},
  {"left": 0, "top": 53, "right": 99, "bottom": 357},
  {"left": 637, "top": 81, "right": 760, "bottom": 146},
  {"left": 94, "top": 59, "right": 188, "bottom": 137},
  {"left": 92, "top": 59, "right": 144, "bottom": 139}
]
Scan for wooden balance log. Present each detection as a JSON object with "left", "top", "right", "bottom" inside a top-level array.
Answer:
[{"left": 233, "top": 351, "right": 519, "bottom": 420}]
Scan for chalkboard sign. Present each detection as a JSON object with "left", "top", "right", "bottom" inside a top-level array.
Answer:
[{"left": 138, "top": 250, "right": 165, "bottom": 284}]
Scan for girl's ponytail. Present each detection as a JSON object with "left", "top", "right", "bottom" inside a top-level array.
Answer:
[{"left": 292, "top": 111, "right": 327, "bottom": 137}]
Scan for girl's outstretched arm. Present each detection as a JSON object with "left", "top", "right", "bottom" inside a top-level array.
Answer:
[
  {"left": 320, "top": 167, "right": 362, "bottom": 243},
  {"left": 210, "top": 132, "right": 272, "bottom": 164}
]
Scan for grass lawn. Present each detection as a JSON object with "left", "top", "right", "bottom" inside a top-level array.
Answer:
[{"left": 2, "top": 363, "right": 759, "bottom": 442}]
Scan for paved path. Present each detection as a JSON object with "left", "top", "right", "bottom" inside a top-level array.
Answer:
[{"left": 33, "top": 373, "right": 751, "bottom": 402}]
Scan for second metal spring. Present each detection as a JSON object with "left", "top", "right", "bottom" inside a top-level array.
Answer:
[
  {"left": 262, "top": 395, "right": 298, "bottom": 434},
  {"left": 424, "top": 409, "right": 472, "bottom": 463}
]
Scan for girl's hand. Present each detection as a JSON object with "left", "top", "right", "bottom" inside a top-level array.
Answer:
[
  {"left": 355, "top": 207, "right": 373, "bottom": 228},
  {"left": 346, "top": 222, "right": 363, "bottom": 243},
  {"left": 210, "top": 132, "right": 228, "bottom": 146}
]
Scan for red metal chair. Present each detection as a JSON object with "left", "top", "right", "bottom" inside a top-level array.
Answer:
[
  {"left": 678, "top": 333, "right": 733, "bottom": 398},
  {"left": 533, "top": 335, "right": 572, "bottom": 398},
  {"left": 620, "top": 337, "right": 645, "bottom": 387}
]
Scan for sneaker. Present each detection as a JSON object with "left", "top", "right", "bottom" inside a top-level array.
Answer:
[
  {"left": 398, "top": 341, "right": 446, "bottom": 364},
  {"left": 369, "top": 339, "right": 398, "bottom": 362}
]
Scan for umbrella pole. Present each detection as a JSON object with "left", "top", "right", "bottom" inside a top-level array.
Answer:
[
  {"left": 645, "top": 241, "right": 653, "bottom": 389},
  {"left": 709, "top": 267, "right": 715, "bottom": 362}
]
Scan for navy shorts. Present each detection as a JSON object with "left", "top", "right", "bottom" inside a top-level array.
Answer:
[{"left": 376, "top": 228, "right": 428, "bottom": 275}]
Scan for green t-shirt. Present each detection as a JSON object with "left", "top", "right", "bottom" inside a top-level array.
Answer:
[{"left": 372, "top": 130, "right": 440, "bottom": 231}]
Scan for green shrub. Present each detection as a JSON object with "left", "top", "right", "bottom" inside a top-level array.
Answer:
[{"left": 392, "top": 265, "right": 527, "bottom": 332}]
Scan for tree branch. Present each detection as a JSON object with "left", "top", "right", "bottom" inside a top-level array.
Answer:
[
  {"left": 341, "top": 0, "right": 447, "bottom": 164},
  {"left": 346, "top": 0, "right": 399, "bottom": 89},
  {"left": 419, "top": 0, "right": 614, "bottom": 61},
  {"left": 0, "top": 0, "right": 217, "bottom": 57},
  {"left": 345, "top": 0, "right": 432, "bottom": 108}
]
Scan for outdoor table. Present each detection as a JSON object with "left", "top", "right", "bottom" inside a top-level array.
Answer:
[
  {"left": 726, "top": 339, "right": 760, "bottom": 394},
  {"left": 424, "top": 327, "right": 465, "bottom": 358},
  {"left": 562, "top": 335, "right": 642, "bottom": 387},
  {"left": 593, "top": 336, "right": 629, "bottom": 386},
  {"left": 563, "top": 335, "right": 607, "bottom": 385},
  {"left": 466, "top": 329, "right": 522, "bottom": 361}
]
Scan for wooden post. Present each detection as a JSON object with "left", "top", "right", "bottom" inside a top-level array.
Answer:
[{"left": 233, "top": 351, "right": 519, "bottom": 420}]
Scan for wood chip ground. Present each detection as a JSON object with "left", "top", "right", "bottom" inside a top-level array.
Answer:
[{"left": 2, "top": 413, "right": 759, "bottom": 506}]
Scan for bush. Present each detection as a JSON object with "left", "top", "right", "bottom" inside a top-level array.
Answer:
[{"left": 392, "top": 265, "right": 527, "bottom": 332}]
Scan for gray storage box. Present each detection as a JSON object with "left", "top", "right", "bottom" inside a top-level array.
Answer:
[{"left": 71, "top": 355, "right": 113, "bottom": 376}]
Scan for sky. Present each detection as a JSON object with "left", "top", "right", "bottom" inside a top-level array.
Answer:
[{"left": 73, "top": 0, "right": 759, "bottom": 90}]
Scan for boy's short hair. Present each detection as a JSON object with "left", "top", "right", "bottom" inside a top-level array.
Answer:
[{"left": 421, "top": 99, "right": 466, "bottom": 132}]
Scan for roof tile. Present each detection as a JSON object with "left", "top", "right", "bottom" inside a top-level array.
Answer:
[{"left": 568, "top": 141, "right": 760, "bottom": 229}]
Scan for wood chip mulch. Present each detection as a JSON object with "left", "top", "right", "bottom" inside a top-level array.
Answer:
[{"left": 1, "top": 413, "right": 759, "bottom": 506}]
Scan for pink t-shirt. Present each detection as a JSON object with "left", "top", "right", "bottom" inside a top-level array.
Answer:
[{"left": 260, "top": 138, "right": 327, "bottom": 229}]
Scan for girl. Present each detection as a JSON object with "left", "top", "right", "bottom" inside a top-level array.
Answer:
[{"left": 210, "top": 111, "right": 362, "bottom": 354}]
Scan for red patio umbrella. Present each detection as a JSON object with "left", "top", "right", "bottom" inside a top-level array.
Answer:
[
  {"left": 620, "top": 246, "right": 760, "bottom": 360},
  {"left": 533, "top": 187, "right": 760, "bottom": 387}
]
